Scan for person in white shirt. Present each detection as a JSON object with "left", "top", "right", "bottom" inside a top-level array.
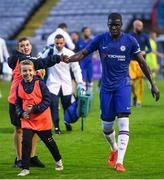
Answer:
[
  {"left": 0, "top": 37, "right": 9, "bottom": 98},
  {"left": 41, "top": 34, "right": 83, "bottom": 134},
  {"left": 47, "top": 23, "right": 75, "bottom": 50}
]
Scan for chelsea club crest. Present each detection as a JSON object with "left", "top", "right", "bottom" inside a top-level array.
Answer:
[{"left": 120, "top": 45, "right": 126, "bottom": 51}]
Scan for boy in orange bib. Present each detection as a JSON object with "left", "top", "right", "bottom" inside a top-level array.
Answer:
[{"left": 16, "top": 60, "right": 63, "bottom": 176}]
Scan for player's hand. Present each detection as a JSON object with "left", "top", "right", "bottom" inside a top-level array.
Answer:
[
  {"left": 141, "top": 51, "right": 146, "bottom": 56},
  {"left": 77, "top": 82, "right": 86, "bottom": 97},
  {"left": 151, "top": 83, "right": 160, "bottom": 101},
  {"left": 61, "top": 54, "right": 70, "bottom": 63}
]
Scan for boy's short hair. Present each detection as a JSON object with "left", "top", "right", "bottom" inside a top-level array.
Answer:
[
  {"left": 18, "top": 37, "right": 29, "bottom": 43},
  {"left": 20, "top": 60, "right": 34, "bottom": 69},
  {"left": 17, "top": 37, "right": 31, "bottom": 48}
]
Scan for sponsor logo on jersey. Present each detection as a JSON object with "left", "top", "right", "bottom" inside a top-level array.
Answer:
[{"left": 107, "top": 54, "right": 125, "bottom": 61}]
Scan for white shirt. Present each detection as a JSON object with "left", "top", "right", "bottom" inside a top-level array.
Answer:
[
  {"left": 47, "top": 28, "right": 75, "bottom": 50},
  {"left": 0, "top": 38, "right": 9, "bottom": 63},
  {"left": 41, "top": 46, "right": 83, "bottom": 95}
]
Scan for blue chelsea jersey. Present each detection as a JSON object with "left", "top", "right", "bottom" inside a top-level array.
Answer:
[
  {"left": 130, "top": 32, "right": 151, "bottom": 53},
  {"left": 77, "top": 38, "right": 93, "bottom": 66},
  {"left": 86, "top": 32, "right": 141, "bottom": 92}
]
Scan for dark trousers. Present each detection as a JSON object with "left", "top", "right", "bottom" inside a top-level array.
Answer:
[
  {"left": 22, "top": 128, "right": 61, "bottom": 170},
  {"left": 50, "top": 88, "right": 72, "bottom": 129}
]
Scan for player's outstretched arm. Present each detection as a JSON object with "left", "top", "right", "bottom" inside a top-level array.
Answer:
[
  {"left": 136, "top": 53, "right": 160, "bottom": 101},
  {"left": 8, "top": 50, "right": 28, "bottom": 69},
  {"left": 60, "top": 54, "right": 69, "bottom": 63},
  {"left": 33, "top": 54, "right": 61, "bottom": 70},
  {"left": 63, "top": 49, "right": 88, "bottom": 63}
]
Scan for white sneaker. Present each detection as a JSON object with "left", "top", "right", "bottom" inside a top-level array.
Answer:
[
  {"left": 17, "top": 169, "right": 30, "bottom": 176},
  {"left": 55, "top": 159, "right": 63, "bottom": 171},
  {"left": 0, "top": 92, "right": 2, "bottom": 98}
]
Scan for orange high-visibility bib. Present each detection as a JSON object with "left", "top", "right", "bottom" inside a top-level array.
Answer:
[
  {"left": 18, "top": 80, "right": 52, "bottom": 131},
  {"left": 8, "top": 60, "right": 22, "bottom": 104}
]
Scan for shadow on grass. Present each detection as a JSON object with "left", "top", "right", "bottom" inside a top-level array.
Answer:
[{"left": 0, "top": 127, "right": 13, "bottom": 134}]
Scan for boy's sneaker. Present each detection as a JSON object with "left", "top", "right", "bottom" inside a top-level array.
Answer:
[
  {"left": 115, "top": 163, "right": 126, "bottom": 172},
  {"left": 13, "top": 158, "right": 22, "bottom": 168},
  {"left": 30, "top": 156, "right": 45, "bottom": 168},
  {"left": 65, "top": 123, "right": 72, "bottom": 131},
  {"left": 54, "top": 128, "right": 61, "bottom": 135},
  {"left": 108, "top": 150, "right": 118, "bottom": 167},
  {"left": 17, "top": 169, "right": 30, "bottom": 176},
  {"left": 55, "top": 159, "right": 64, "bottom": 171}
]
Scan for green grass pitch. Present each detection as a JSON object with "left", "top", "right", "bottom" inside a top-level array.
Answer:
[{"left": 0, "top": 80, "right": 164, "bottom": 179}]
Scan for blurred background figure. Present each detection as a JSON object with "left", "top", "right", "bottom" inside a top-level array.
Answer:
[
  {"left": 146, "top": 31, "right": 164, "bottom": 80},
  {"left": 78, "top": 27, "right": 94, "bottom": 92},
  {"left": 71, "top": 31, "right": 82, "bottom": 53},
  {"left": 0, "top": 37, "right": 9, "bottom": 98},
  {"left": 47, "top": 22, "right": 75, "bottom": 50},
  {"left": 40, "top": 34, "right": 83, "bottom": 134},
  {"left": 129, "top": 20, "right": 152, "bottom": 108},
  {"left": 70, "top": 31, "right": 83, "bottom": 94}
]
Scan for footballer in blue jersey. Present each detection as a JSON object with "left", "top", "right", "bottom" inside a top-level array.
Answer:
[
  {"left": 78, "top": 27, "right": 94, "bottom": 90},
  {"left": 130, "top": 32, "right": 151, "bottom": 55},
  {"left": 64, "top": 13, "right": 160, "bottom": 172},
  {"left": 129, "top": 20, "right": 152, "bottom": 107},
  {"left": 86, "top": 31, "right": 140, "bottom": 92}
]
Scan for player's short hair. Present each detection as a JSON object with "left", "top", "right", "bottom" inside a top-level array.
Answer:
[
  {"left": 71, "top": 31, "right": 80, "bottom": 37},
  {"left": 58, "top": 23, "right": 67, "bottom": 29},
  {"left": 81, "top": 27, "right": 89, "bottom": 33},
  {"left": 20, "top": 60, "right": 34, "bottom": 69},
  {"left": 55, "top": 34, "right": 64, "bottom": 39},
  {"left": 108, "top": 13, "right": 122, "bottom": 24},
  {"left": 133, "top": 19, "right": 143, "bottom": 27}
]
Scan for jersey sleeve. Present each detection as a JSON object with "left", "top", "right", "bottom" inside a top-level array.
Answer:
[
  {"left": 32, "top": 80, "right": 51, "bottom": 114},
  {"left": 70, "top": 62, "right": 83, "bottom": 83},
  {"left": 85, "top": 35, "right": 100, "bottom": 54},
  {"left": 8, "top": 50, "right": 28, "bottom": 69},
  {"left": 15, "top": 85, "right": 24, "bottom": 118},
  {"left": 131, "top": 36, "right": 141, "bottom": 55},
  {"left": 145, "top": 34, "right": 152, "bottom": 54}
]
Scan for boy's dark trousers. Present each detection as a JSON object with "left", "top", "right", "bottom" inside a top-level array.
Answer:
[{"left": 22, "top": 128, "right": 61, "bottom": 169}]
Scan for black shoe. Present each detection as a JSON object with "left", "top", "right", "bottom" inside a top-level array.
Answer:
[
  {"left": 54, "top": 127, "right": 61, "bottom": 134},
  {"left": 13, "top": 158, "right": 22, "bottom": 168},
  {"left": 65, "top": 123, "right": 72, "bottom": 131},
  {"left": 30, "top": 156, "right": 45, "bottom": 168},
  {"left": 133, "top": 96, "right": 137, "bottom": 106},
  {"left": 136, "top": 103, "right": 142, "bottom": 108}
]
